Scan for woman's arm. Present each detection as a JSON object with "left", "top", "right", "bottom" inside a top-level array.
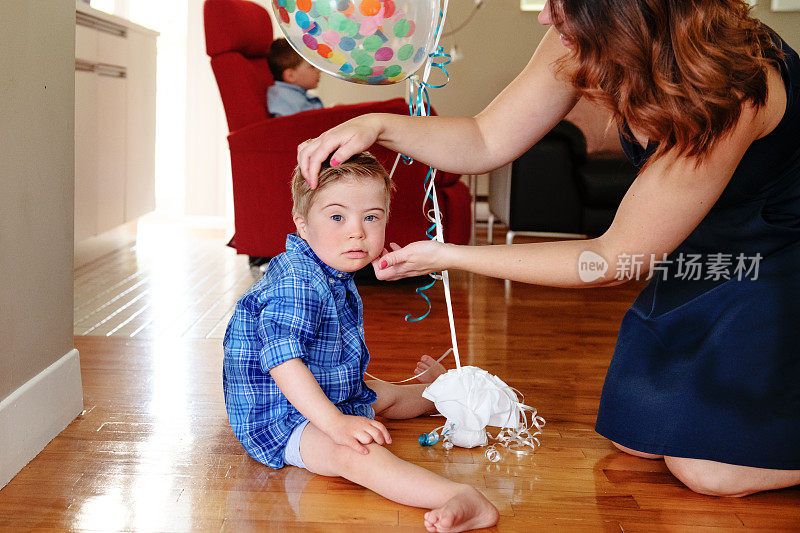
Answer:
[
  {"left": 376, "top": 102, "right": 768, "bottom": 288},
  {"left": 298, "top": 28, "right": 580, "bottom": 186}
]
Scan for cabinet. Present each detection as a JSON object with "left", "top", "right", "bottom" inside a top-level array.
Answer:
[{"left": 74, "top": 2, "right": 158, "bottom": 243}]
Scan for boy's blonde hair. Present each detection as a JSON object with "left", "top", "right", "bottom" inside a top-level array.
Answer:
[{"left": 291, "top": 152, "right": 394, "bottom": 218}]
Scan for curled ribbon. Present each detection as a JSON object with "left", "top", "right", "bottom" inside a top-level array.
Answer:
[{"left": 484, "top": 389, "right": 546, "bottom": 463}]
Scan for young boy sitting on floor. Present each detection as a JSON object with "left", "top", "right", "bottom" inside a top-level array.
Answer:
[
  {"left": 222, "top": 153, "right": 498, "bottom": 533},
  {"left": 266, "top": 38, "right": 323, "bottom": 117}
]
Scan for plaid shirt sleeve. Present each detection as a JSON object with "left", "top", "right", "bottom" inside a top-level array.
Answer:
[{"left": 258, "top": 274, "right": 323, "bottom": 372}]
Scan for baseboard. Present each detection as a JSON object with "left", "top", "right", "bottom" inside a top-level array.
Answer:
[
  {"left": 0, "top": 349, "right": 83, "bottom": 489},
  {"left": 74, "top": 220, "right": 138, "bottom": 269}
]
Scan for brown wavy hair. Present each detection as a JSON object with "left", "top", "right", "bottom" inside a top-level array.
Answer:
[{"left": 551, "top": 0, "right": 784, "bottom": 164}]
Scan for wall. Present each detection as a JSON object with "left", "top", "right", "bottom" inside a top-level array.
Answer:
[{"left": 0, "top": 0, "right": 83, "bottom": 489}]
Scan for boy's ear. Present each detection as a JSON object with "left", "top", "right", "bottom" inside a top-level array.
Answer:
[
  {"left": 293, "top": 214, "right": 307, "bottom": 239},
  {"left": 282, "top": 66, "right": 297, "bottom": 84}
]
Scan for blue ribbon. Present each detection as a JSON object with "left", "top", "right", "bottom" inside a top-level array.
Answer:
[{"left": 402, "top": 11, "right": 452, "bottom": 324}]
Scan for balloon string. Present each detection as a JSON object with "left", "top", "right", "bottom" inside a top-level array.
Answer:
[
  {"left": 398, "top": 2, "right": 460, "bottom": 370},
  {"left": 364, "top": 348, "right": 452, "bottom": 384}
]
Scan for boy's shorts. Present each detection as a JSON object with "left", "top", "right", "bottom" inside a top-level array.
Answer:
[{"left": 283, "top": 420, "right": 310, "bottom": 469}]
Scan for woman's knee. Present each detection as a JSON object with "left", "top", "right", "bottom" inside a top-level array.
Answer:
[
  {"left": 611, "top": 441, "right": 664, "bottom": 460},
  {"left": 664, "top": 457, "right": 753, "bottom": 497}
]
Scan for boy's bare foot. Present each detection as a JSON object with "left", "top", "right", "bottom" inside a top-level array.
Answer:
[
  {"left": 423, "top": 486, "right": 499, "bottom": 532},
  {"left": 415, "top": 354, "right": 448, "bottom": 384}
]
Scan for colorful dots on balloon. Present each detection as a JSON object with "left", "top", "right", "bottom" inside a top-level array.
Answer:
[
  {"left": 307, "top": 21, "right": 321, "bottom": 36},
  {"left": 393, "top": 19, "right": 410, "bottom": 38},
  {"left": 314, "top": 1, "right": 331, "bottom": 16},
  {"left": 355, "top": 65, "right": 373, "bottom": 76},
  {"left": 344, "top": 19, "right": 361, "bottom": 37},
  {"left": 322, "top": 30, "right": 340, "bottom": 47},
  {"left": 359, "top": 19, "right": 378, "bottom": 37},
  {"left": 328, "top": 12, "right": 346, "bottom": 30},
  {"left": 352, "top": 50, "right": 374, "bottom": 67},
  {"left": 359, "top": 0, "right": 381, "bottom": 16},
  {"left": 374, "top": 47, "right": 393, "bottom": 61},
  {"left": 273, "top": 0, "right": 438, "bottom": 85},
  {"left": 328, "top": 51, "right": 347, "bottom": 65},
  {"left": 339, "top": 0, "right": 354, "bottom": 16},
  {"left": 383, "top": 0, "right": 395, "bottom": 18},
  {"left": 295, "top": 11, "right": 310, "bottom": 29},
  {"left": 302, "top": 34, "right": 318, "bottom": 50},
  {"left": 398, "top": 43, "right": 414, "bottom": 61},
  {"left": 384, "top": 64, "right": 402, "bottom": 77},
  {"left": 363, "top": 35, "right": 383, "bottom": 52}
]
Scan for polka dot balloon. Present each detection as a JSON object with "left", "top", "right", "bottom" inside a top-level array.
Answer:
[{"left": 272, "top": 0, "right": 440, "bottom": 85}]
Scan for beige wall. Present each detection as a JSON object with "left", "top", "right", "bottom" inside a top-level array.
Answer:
[
  {"left": 0, "top": 1, "right": 75, "bottom": 399},
  {"left": 317, "top": 2, "right": 800, "bottom": 118}
]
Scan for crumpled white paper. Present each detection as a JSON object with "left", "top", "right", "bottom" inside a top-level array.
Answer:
[{"left": 422, "top": 366, "right": 529, "bottom": 448}]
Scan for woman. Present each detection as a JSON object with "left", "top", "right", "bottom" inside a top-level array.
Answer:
[{"left": 297, "top": 0, "right": 800, "bottom": 496}]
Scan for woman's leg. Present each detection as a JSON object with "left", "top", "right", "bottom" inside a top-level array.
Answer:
[
  {"left": 612, "top": 440, "right": 800, "bottom": 496},
  {"left": 299, "top": 422, "right": 499, "bottom": 533},
  {"left": 663, "top": 457, "right": 800, "bottom": 497},
  {"left": 612, "top": 441, "right": 663, "bottom": 459}
]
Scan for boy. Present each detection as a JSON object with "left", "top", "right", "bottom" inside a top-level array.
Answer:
[
  {"left": 223, "top": 153, "right": 498, "bottom": 533},
  {"left": 266, "top": 38, "right": 323, "bottom": 117}
]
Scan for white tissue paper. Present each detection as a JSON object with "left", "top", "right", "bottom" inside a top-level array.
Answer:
[{"left": 422, "top": 366, "right": 529, "bottom": 448}]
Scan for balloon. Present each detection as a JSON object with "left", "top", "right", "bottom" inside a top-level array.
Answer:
[{"left": 271, "top": 0, "right": 440, "bottom": 85}]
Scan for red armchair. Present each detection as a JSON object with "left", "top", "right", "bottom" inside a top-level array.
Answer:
[{"left": 203, "top": 0, "right": 471, "bottom": 259}]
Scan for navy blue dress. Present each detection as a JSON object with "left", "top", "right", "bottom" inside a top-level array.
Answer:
[{"left": 595, "top": 34, "right": 800, "bottom": 470}]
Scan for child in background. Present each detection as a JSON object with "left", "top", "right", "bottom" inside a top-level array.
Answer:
[
  {"left": 223, "top": 153, "right": 499, "bottom": 533},
  {"left": 266, "top": 38, "right": 323, "bottom": 117}
]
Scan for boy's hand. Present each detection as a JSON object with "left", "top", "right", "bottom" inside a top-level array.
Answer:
[{"left": 325, "top": 414, "right": 392, "bottom": 454}]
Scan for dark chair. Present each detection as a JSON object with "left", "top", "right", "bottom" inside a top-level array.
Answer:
[{"left": 487, "top": 121, "right": 637, "bottom": 244}]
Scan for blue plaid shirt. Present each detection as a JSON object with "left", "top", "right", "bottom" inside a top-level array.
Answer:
[
  {"left": 223, "top": 233, "right": 377, "bottom": 468},
  {"left": 267, "top": 81, "right": 323, "bottom": 117}
]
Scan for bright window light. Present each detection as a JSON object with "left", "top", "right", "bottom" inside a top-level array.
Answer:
[{"left": 520, "top": 0, "right": 546, "bottom": 10}]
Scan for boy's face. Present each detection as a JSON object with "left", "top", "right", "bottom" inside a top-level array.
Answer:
[
  {"left": 293, "top": 176, "right": 388, "bottom": 273},
  {"left": 284, "top": 61, "right": 320, "bottom": 90}
]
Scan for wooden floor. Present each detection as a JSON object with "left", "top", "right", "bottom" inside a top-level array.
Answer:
[{"left": 1, "top": 217, "right": 799, "bottom": 531}]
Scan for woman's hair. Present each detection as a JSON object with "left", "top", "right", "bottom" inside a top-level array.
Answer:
[
  {"left": 291, "top": 152, "right": 394, "bottom": 218},
  {"left": 551, "top": 0, "right": 784, "bottom": 163}
]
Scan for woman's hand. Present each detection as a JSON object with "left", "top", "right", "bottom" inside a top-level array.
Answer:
[
  {"left": 297, "top": 114, "right": 383, "bottom": 188},
  {"left": 323, "top": 414, "right": 392, "bottom": 454},
  {"left": 372, "top": 241, "right": 451, "bottom": 280}
]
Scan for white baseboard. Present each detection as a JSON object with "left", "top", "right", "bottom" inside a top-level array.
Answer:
[
  {"left": 0, "top": 349, "right": 83, "bottom": 489},
  {"left": 74, "top": 220, "right": 138, "bottom": 269}
]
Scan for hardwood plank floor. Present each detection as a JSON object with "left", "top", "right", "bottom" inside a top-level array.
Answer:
[{"left": 1, "top": 217, "right": 798, "bottom": 531}]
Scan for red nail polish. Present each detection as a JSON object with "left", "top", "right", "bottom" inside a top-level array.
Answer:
[
  {"left": 380, "top": 259, "right": 388, "bottom": 269},
  {"left": 331, "top": 157, "right": 339, "bottom": 166}
]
